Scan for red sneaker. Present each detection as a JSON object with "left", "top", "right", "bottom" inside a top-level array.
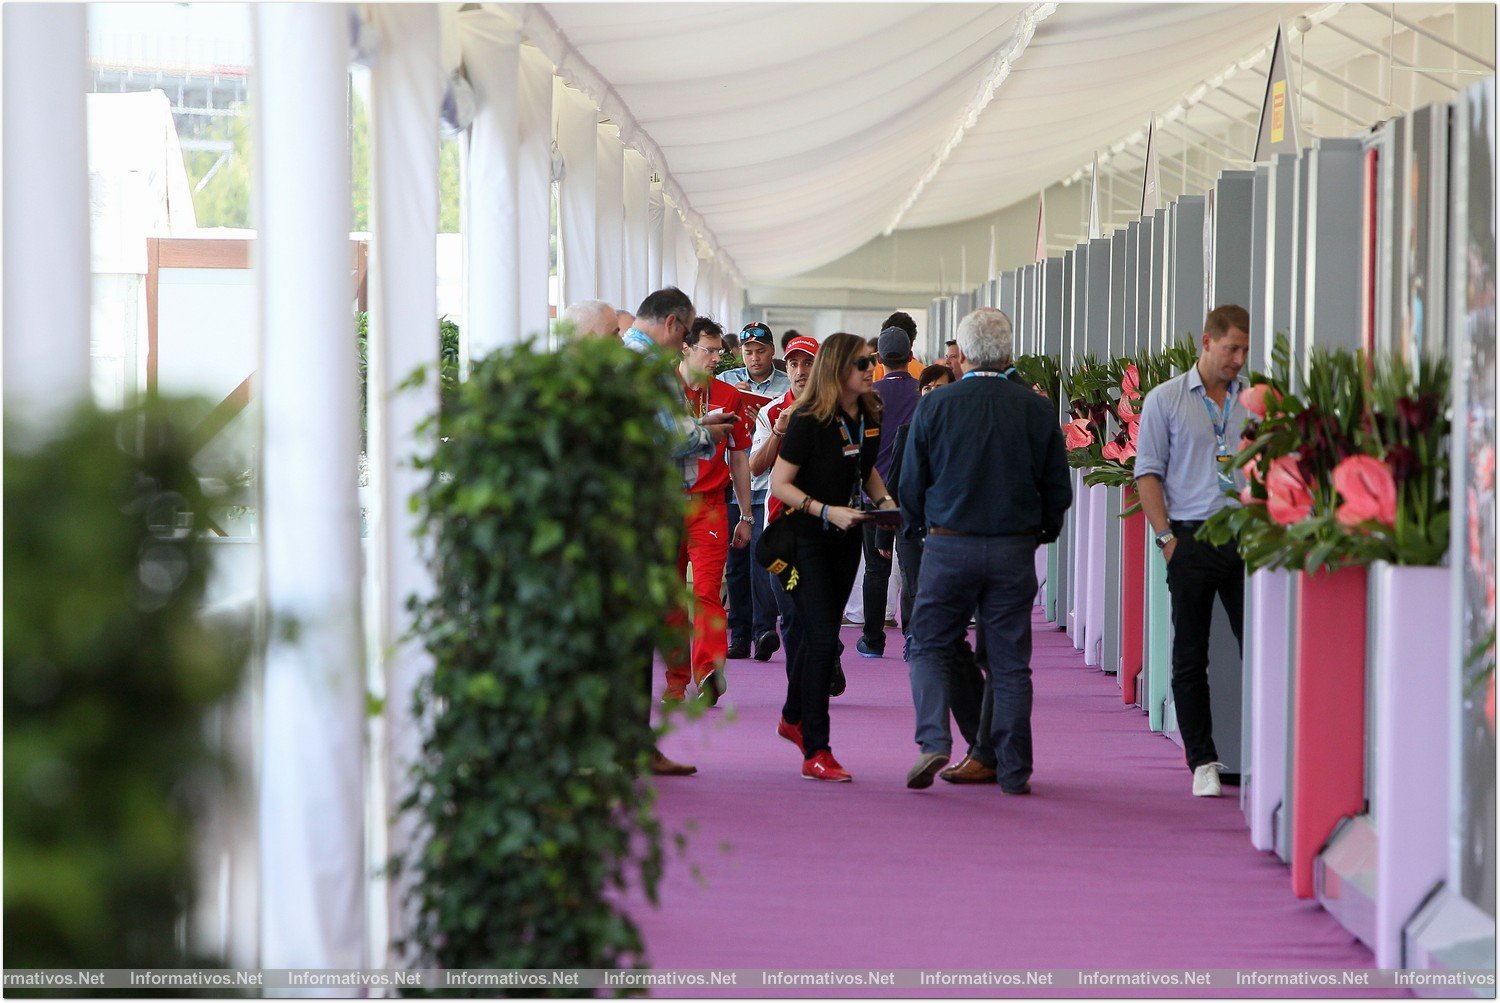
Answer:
[
  {"left": 801, "top": 750, "right": 852, "bottom": 783},
  {"left": 776, "top": 718, "right": 804, "bottom": 754}
]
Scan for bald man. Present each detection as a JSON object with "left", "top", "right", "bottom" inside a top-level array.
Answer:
[{"left": 563, "top": 299, "right": 620, "bottom": 338}]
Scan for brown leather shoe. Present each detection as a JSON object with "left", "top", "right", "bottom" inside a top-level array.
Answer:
[
  {"left": 938, "top": 755, "right": 972, "bottom": 781},
  {"left": 650, "top": 749, "right": 697, "bottom": 776},
  {"left": 940, "top": 757, "right": 998, "bottom": 784}
]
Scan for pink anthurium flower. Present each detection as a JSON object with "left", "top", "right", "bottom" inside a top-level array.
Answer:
[
  {"left": 1064, "top": 418, "right": 1094, "bottom": 450},
  {"left": 1333, "top": 454, "right": 1397, "bottom": 528},
  {"left": 1102, "top": 441, "right": 1126, "bottom": 461},
  {"left": 1265, "top": 455, "right": 1314, "bottom": 525},
  {"left": 1120, "top": 364, "right": 1141, "bottom": 399},
  {"left": 1117, "top": 393, "right": 1139, "bottom": 424},
  {"left": 1239, "top": 383, "right": 1275, "bottom": 419}
]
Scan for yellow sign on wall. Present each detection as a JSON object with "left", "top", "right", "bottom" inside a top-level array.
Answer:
[{"left": 1270, "top": 81, "right": 1287, "bottom": 143}]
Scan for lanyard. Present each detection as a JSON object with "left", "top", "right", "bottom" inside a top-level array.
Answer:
[
  {"left": 962, "top": 370, "right": 1003, "bottom": 379},
  {"left": 1199, "top": 385, "right": 1239, "bottom": 449},
  {"left": 838, "top": 412, "right": 866, "bottom": 505},
  {"left": 838, "top": 412, "right": 865, "bottom": 450}
]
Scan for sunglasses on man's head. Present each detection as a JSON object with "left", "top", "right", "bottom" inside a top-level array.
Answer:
[{"left": 853, "top": 354, "right": 880, "bottom": 372}]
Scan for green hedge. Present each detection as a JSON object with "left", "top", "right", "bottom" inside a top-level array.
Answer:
[{"left": 4, "top": 402, "right": 239, "bottom": 967}]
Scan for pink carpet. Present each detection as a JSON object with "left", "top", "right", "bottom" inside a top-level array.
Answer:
[{"left": 629, "top": 610, "right": 1395, "bottom": 998}]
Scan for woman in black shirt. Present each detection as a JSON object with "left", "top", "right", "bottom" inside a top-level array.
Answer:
[{"left": 769, "top": 332, "right": 897, "bottom": 782}]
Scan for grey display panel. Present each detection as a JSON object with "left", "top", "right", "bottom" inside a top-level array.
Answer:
[
  {"left": 1167, "top": 196, "right": 1206, "bottom": 346},
  {"left": 1249, "top": 165, "right": 1271, "bottom": 356},
  {"left": 1373, "top": 118, "right": 1401, "bottom": 359},
  {"left": 1014, "top": 267, "right": 1028, "bottom": 356},
  {"left": 1300, "top": 137, "right": 1365, "bottom": 362},
  {"left": 1122, "top": 221, "right": 1139, "bottom": 356},
  {"left": 998, "top": 271, "right": 1017, "bottom": 317},
  {"left": 1209, "top": 171, "right": 1256, "bottom": 313},
  {"left": 1135, "top": 216, "right": 1154, "bottom": 356},
  {"left": 1401, "top": 103, "right": 1451, "bottom": 365},
  {"left": 1087, "top": 237, "right": 1111, "bottom": 356},
  {"left": 1264, "top": 153, "right": 1298, "bottom": 372},
  {"left": 1150, "top": 207, "right": 1169, "bottom": 352},
  {"left": 1042, "top": 256, "right": 1064, "bottom": 358}
]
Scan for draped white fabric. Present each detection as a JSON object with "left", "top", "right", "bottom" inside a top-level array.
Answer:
[
  {"left": 367, "top": 3, "right": 442, "bottom": 962},
  {"left": 252, "top": 3, "right": 366, "bottom": 973},
  {"left": 516, "top": 45, "right": 554, "bottom": 343},
  {"left": 504, "top": 3, "right": 1393, "bottom": 281},
  {"left": 674, "top": 211, "right": 699, "bottom": 303},
  {"left": 647, "top": 180, "right": 666, "bottom": 293},
  {"left": 2, "top": 3, "right": 91, "bottom": 430},
  {"left": 623, "top": 150, "right": 652, "bottom": 310},
  {"left": 660, "top": 195, "right": 680, "bottom": 291},
  {"left": 693, "top": 252, "right": 714, "bottom": 322},
  {"left": 594, "top": 123, "right": 626, "bottom": 308},
  {"left": 459, "top": 8, "right": 520, "bottom": 355},
  {"left": 554, "top": 78, "right": 597, "bottom": 307}
]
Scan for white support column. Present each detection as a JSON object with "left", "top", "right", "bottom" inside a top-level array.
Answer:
[
  {"left": 554, "top": 78, "right": 598, "bottom": 307},
  {"left": 367, "top": 4, "right": 442, "bottom": 965},
  {"left": 623, "top": 150, "right": 651, "bottom": 310},
  {"left": 3, "top": 3, "right": 90, "bottom": 430},
  {"left": 661, "top": 196, "right": 680, "bottom": 291},
  {"left": 459, "top": 8, "right": 520, "bottom": 356},
  {"left": 694, "top": 252, "right": 716, "bottom": 320},
  {"left": 675, "top": 216, "right": 700, "bottom": 305},
  {"left": 594, "top": 122, "right": 626, "bottom": 308},
  {"left": 647, "top": 179, "right": 666, "bottom": 294},
  {"left": 516, "top": 46, "right": 553, "bottom": 343},
  {"left": 252, "top": 3, "right": 366, "bottom": 972}
]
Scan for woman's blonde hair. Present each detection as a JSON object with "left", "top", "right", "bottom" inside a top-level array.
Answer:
[{"left": 786, "top": 331, "right": 884, "bottom": 425}]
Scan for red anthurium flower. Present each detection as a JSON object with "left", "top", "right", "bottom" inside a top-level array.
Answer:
[
  {"left": 1265, "top": 455, "right": 1314, "bottom": 525},
  {"left": 1121, "top": 364, "right": 1141, "bottom": 399},
  {"left": 1333, "top": 454, "right": 1397, "bottom": 528},
  {"left": 1239, "top": 383, "right": 1275, "bottom": 419},
  {"left": 1064, "top": 418, "right": 1094, "bottom": 450},
  {"left": 1102, "top": 441, "right": 1127, "bottom": 461},
  {"left": 1117, "top": 394, "right": 1139, "bottom": 424}
]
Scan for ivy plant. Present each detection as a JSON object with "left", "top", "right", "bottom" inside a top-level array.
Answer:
[{"left": 400, "top": 335, "right": 688, "bottom": 984}]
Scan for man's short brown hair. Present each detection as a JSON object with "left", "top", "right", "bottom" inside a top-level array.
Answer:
[{"left": 1204, "top": 304, "right": 1250, "bottom": 339}]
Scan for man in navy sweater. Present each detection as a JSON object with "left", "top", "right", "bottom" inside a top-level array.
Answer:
[
  {"left": 897, "top": 308, "right": 1072, "bottom": 793},
  {"left": 854, "top": 326, "right": 923, "bottom": 659}
]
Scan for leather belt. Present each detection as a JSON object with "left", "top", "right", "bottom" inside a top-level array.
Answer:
[{"left": 930, "top": 526, "right": 1034, "bottom": 538}]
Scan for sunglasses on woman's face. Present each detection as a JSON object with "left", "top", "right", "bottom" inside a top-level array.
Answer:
[{"left": 853, "top": 354, "right": 880, "bottom": 372}]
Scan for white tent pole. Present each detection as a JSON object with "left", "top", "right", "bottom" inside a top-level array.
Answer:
[
  {"left": 367, "top": 3, "right": 442, "bottom": 966},
  {"left": 661, "top": 197, "right": 680, "bottom": 291},
  {"left": 3, "top": 3, "right": 91, "bottom": 430},
  {"left": 459, "top": 8, "right": 520, "bottom": 356},
  {"left": 623, "top": 150, "right": 651, "bottom": 312},
  {"left": 516, "top": 46, "right": 553, "bottom": 344},
  {"left": 646, "top": 179, "right": 666, "bottom": 294},
  {"left": 554, "top": 79, "right": 598, "bottom": 307},
  {"left": 594, "top": 123, "right": 626, "bottom": 308},
  {"left": 252, "top": 3, "right": 366, "bottom": 972}
]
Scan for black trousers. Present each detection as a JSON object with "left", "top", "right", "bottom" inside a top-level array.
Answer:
[
  {"left": 894, "top": 531, "right": 923, "bottom": 633},
  {"left": 1165, "top": 521, "right": 1245, "bottom": 770},
  {"left": 861, "top": 523, "right": 896, "bottom": 646},
  {"left": 783, "top": 527, "right": 863, "bottom": 759}
]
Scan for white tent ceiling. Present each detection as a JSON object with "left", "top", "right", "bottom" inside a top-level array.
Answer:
[{"left": 514, "top": 2, "right": 1458, "bottom": 283}]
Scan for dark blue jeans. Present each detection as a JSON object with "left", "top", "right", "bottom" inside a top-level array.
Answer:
[
  {"left": 909, "top": 534, "right": 1038, "bottom": 790},
  {"left": 726, "top": 498, "right": 777, "bottom": 646}
]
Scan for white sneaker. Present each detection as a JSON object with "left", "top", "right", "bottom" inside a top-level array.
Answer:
[{"left": 1192, "top": 762, "right": 1224, "bottom": 797}]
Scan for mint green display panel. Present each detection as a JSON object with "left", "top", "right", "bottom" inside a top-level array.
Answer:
[{"left": 1145, "top": 543, "right": 1171, "bottom": 731}]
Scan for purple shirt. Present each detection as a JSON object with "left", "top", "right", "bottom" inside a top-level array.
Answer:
[{"left": 873, "top": 370, "right": 920, "bottom": 482}]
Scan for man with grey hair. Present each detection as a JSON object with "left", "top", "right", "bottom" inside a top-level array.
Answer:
[
  {"left": 563, "top": 299, "right": 620, "bottom": 338},
  {"left": 896, "top": 307, "right": 1072, "bottom": 793}
]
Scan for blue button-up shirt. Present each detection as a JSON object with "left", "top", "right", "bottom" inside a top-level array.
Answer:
[
  {"left": 623, "top": 327, "right": 714, "bottom": 488},
  {"left": 716, "top": 367, "right": 790, "bottom": 501},
  {"left": 1133, "top": 364, "right": 1248, "bottom": 521}
]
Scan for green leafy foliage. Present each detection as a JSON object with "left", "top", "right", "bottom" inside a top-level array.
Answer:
[
  {"left": 1200, "top": 335, "right": 1451, "bottom": 573},
  {"left": 357, "top": 312, "right": 462, "bottom": 451},
  {"left": 4, "top": 402, "right": 240, "bottom": 967},
  {"left": 1014, "top": 353, "right": 1064, "bottom": 402},
  {"left": 401, "top": 336, "right": 688, "bottom": 985}
]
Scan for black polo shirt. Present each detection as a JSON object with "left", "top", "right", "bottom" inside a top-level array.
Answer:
[{"left": 778, "top": 407, "right": 881, "bottom": 535}]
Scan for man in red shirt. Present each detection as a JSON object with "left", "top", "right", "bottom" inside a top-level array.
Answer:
[{"left": 665, "top": 318, "right": 753, "bottom": 704}]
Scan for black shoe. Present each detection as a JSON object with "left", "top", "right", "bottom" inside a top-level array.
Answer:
[
  {"left": 726, "top": 641, "right": 751, "bottom": 659},
  {"left": 753, "top": 630, "right": 780, "bottom": 662},
  {"left": 829, "top": 660, "right": 847, "bottom": 697}
]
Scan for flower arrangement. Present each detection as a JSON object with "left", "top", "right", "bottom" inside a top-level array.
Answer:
[
  {"left": 1199, "top": 335, "right": 1450, "bottom": 573},
  {"left": 1014, "top": 353, "right": 1065, "bottom": 402}
]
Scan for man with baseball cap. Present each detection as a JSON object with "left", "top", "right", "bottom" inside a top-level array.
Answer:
[{"left": 718, "top": 322, "right": 792, "bottom": 658}]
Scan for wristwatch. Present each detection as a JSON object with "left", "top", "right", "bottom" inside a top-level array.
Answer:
[
  {"left": 739, "top": 515, "right": 755, "bottom": 524},
  {"left": 1154, "top": 529, "right": 1175, "bottom": 549}
]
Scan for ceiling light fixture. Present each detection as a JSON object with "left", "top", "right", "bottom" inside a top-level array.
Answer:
[{"left": 882, "top": 1, "right": 1058, "bottom": 235}]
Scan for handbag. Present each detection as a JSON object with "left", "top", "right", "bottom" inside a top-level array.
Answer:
[{"left": 755, "top": 513, "right": 801, "bottom": 592}]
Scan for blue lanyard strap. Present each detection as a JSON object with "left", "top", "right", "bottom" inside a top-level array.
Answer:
[
  {"left": 962, "top": 370, "right": 1004, "bottom": 379},
  {"left": 1199, "top": 385, "right": 1239, "bottom": 445}
]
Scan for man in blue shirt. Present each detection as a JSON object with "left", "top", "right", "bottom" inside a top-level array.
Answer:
[
  {"left": 1133, "top": 304, "right": 1251, "bottom": 798},
  {"left": 716, "top": 322, "right": 792, "bottom": 659},
  {"left": 855, "top": 326, "right": 923, "bottom": 658},
  {"left": 898, "top": 308, "right": 1072, "bottom": 793}
]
